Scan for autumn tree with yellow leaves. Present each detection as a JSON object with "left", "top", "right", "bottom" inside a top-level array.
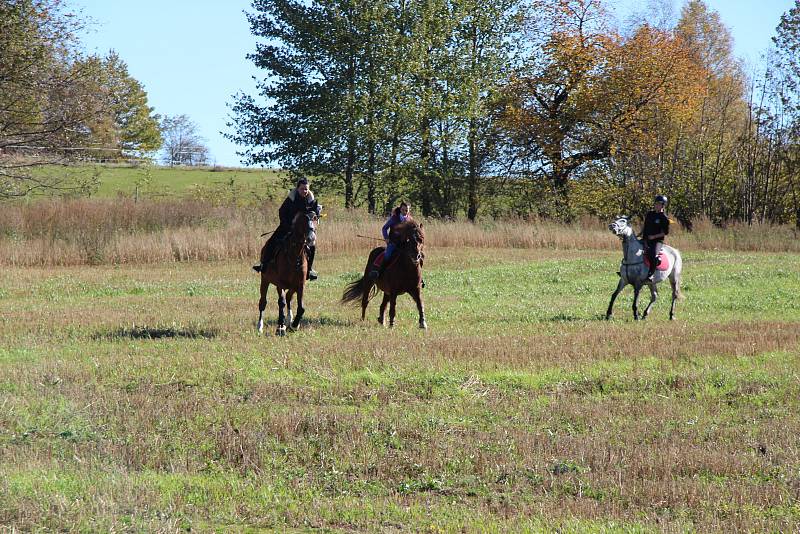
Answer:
[
  {"left": 498, "top": 0, "right": 706, "bottom": 218},
  {"left": 231, "top": 0, "right": 800, "bottom": 225}
]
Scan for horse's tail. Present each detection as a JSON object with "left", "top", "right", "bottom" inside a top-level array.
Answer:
[
  {"left": 341, "top": 275, "right": 377, "bottom": 305},
  {"left": 342, "top": 247, "right": 383, "bottom": 305}
]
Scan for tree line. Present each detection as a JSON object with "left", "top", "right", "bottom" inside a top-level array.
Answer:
[
  {"left": 0, "top": 0, "right": 211, "bottom": 198},
  {"left": 229, "top": 0, "right": 800, "bottom": 226}
]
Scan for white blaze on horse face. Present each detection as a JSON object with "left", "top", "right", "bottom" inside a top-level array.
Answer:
[{"left": 610, "top": 218, "right": 630, "bottom": 236}]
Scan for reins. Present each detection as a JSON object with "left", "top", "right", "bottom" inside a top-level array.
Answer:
[{"left": 620, "top": 229, "right": 644, "bottom": 267}]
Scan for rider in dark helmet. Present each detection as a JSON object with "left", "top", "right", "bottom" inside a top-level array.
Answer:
[
  {"left": 253, "top": 177, "right": 319, "bottom": 280},
  {"left": 642, "top": 194, "right": 670, "bottom": 281}
]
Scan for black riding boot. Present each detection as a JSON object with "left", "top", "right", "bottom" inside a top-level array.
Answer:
[
  {"left": 306, "top": 246, "right": 318, "bottom": 280},
  {"left": 369, "top": 254, "right": 389, "bottom": 280}
]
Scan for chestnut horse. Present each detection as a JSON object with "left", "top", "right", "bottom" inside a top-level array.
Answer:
[
  {"left": 341, "top": 220, "right": 427, "bottom": 329},
  {"left": 257, "top": 210, "right": 317, "bottom": 335}
]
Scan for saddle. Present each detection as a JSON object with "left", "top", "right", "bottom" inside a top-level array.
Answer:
[
  {"left": 643, "top": 251, "right": 670, "bottom": 271},
  {"left": 373, "top": 250, "right": 400, "bottom": 270}
]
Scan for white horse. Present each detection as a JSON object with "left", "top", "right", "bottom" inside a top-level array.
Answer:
[{"left": 606, "top": 216, "right": 682, "bottom": 320}]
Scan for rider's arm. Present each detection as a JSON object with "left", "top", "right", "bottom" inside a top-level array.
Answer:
[
  {"left": 648, "top": 216, "right": 669, "bottom": 240},
  {"left": 278, "top": 197, "right": 293, "bottom": 226},
  {"left": 381, "top": 218, "right": 393, "bottom": 240}
]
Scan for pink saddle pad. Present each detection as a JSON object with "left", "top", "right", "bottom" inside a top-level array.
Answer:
[{"left": 644, "top": 252, "right": 670, "bottom": 271}]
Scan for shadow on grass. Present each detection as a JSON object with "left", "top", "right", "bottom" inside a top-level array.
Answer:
[
  {"left": 546, "top": 313, "right": 584, "bottom": 322},
  {"left": 92, "top": 325, "right": 219, "bottom": 341},
  {"left": 258, "top": 315, "right": 356, "bottom": 330}
]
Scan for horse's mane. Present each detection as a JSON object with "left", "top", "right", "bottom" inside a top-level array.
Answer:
[{"left": 394, "top": 219, "right": 424, "bottom": 242}]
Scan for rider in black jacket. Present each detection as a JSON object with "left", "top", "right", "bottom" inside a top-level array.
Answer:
[
  {"left": 253, "top": 178, "right": 319, "bottom": 280},
  {"left": 642, "top": 194, "right": 670, "bottom": 281}
]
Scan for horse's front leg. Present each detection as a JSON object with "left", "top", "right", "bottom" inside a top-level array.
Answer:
[
  {"left": 285, "top": 290, "right": 294, "bottom": 329},
  {"left": 642, "top": 282, "right": 658, "bottom": 319},
  {"left": 388, "top": 294, "right": 398, "bottom": 328},
  {"left": 409, "top": 286, "right": 427, "bottom": 329},
  {"left": 257, "top": 277, "right": 269, "bottom": 334},
  {"left": 276, "top": 288, "right": 287, "bottom": 336},
  {"left": 606, "top": 277, "right": 626, "bottom": 320},
  {"left": 291, "top": 285, "right": 305, "bottom": 330},
  {"left": 632, "top": 285, "right": 642, "bottom": 321},
  {"left": 378, "top": 293, "right": 390, "bottom": 327}
]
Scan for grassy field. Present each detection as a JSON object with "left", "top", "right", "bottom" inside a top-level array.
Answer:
[
  {"left": 2, "top": 246, "right": 800, "bottom": 531},
  {"left": 26, "top": 164, "right": 284, "bottom": 200}
]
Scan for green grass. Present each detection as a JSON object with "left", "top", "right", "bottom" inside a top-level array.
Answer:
[
  {"left": 2, "top": 248, "right": 800, "bottom": 531},
  {"left": 27, "top": 164, "right": 285, "bottom": 200},
  {"left": 93, "top": 165, "right": 282, "bottom": 199}
]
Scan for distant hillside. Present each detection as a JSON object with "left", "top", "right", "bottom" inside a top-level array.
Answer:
[{"left": 86, "top": 164, "right": 285, "bottom": 200}]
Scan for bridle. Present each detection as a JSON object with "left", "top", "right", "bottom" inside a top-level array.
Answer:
[
  {"left": 286, "top": 212, "right": 317, "bottom": 268},
  {"left": 610, "top": 218, "right": 644, "bottom": 267},
  {"left": 399, "top": 228, "right": 424, "bottom": 265}
]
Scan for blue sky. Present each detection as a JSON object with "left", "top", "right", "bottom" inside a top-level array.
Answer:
[{"left": 76, "top": 0, "right": 796, "bottom": 168}]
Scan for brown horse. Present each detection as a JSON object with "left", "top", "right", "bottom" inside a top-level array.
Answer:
[
  {"left": 342, "top": 220, "right": 427, "bottom": 329},
  {"left": 257, "top": 210, "right": 317, "bottom": 335}
]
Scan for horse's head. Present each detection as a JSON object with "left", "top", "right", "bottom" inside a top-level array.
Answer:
[
  {"left": 291, "top": 210, "right": 317, "bottom": 247},
  {"left": 608, "top": 216, "right": 633, "bottom": 238},
  {"left": 395, "top": 220, "right": 425, "bottom": 265}
]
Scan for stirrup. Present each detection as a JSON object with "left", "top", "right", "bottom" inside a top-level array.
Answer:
[
  {"left": 252, "top": 263, "right": 262, "bottom": 273},
  {"left": 307, "top": 269, "right": 318, "bottom": 281}
]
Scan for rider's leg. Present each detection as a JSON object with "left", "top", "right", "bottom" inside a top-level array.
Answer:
[
  {"left": 369, "top": 243, "right": 394, "bottom": 279},
  {"left": 306, "top": 245, "right": 318, "bottom": 280},
  {"left": 253, "top": 231, "right": 283, "bottom": 272},
  {"left": 645, "top": 240, "right": 657, "bottom": 280}
]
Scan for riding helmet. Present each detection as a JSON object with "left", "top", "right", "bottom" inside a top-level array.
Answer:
[{"left": 654, "top": 194, "right": 668, "bottom": 205}]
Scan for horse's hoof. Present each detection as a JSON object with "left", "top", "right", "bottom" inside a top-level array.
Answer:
[
  {"left": 605, "top": 315, "right": 612, "bottom": 321},
  {"left": 377, "top": 317, "right": 385, "bottom": 327},
  {"left": 419, "top": 321, "right": 428, "bottom": 330},
  {"left": 276, "top": 326, "right": 287, "bottom": 337}
]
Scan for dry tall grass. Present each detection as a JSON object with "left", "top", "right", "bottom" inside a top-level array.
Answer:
[{"left": 1, "top": 199, "right": 798, "bottom": 266}]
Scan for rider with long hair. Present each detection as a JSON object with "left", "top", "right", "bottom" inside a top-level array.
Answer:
[
  {"left": 253, "top": 177, "right": 319, "bottom": 280},
  {"left": 369, "top": 201, "right": 411, "bottom": 280},
  {"left": 642, "top": 194, "right": 670, "bottom": 281}
]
